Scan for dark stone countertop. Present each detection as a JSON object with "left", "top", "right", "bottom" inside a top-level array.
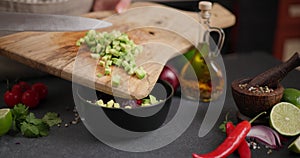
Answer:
[{"left": 0, "top": 52, "right": 299, "bottom": 158}]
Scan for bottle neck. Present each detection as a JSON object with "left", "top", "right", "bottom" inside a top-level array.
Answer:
[
  {"left": 198, "top": 16, "right": 210, "bottom": 49},
  {"left": 199, "top": 12, "right": 211, "bottom": 29}
]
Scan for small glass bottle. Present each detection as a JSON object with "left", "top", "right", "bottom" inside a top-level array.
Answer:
[{"left": 180, "top": 1, "right": 225, "bottom": 102}]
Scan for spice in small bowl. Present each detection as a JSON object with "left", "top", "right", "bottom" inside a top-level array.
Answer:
[{"left": 232, "top": 78, "right": 284, "bottom": 118}]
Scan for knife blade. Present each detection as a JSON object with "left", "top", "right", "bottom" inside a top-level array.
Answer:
[{"left": 0, "top": 12, "right": 112, "bottom": 32}]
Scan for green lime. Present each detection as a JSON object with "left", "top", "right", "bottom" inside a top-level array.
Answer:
[
  {"left": 288, "top": 136, "right": 300, "bottom": 154},
  {"left": 270, "top": 102, "right": 300, "bottom": 136},
  {"left": 0, "top": 108, "right": 12, "bottom": 136},
  {"left": 282, "top": 88, "right": 300, "bottom": 108}
]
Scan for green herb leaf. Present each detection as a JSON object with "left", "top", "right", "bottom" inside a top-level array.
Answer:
[
  {"left": 11, "top": 104, "right": 29, "bottom": 119},
  {"left": 20, "top": 122, "right": 39, "bottom": 138},
  {"left": 20, "top": 113, "right": 51, "bottom": 137},
  {"left": 11, "top": 104, "right": 29, "bottom": 131},
  {"left": 26, "top": 113, "right": 43, "bottom": 125},
  {"left": 42, "top": 112, "right": 62, "bottom": 127},
  {"left": 11, "top": 104, "right": 60, "bottom": 138},
  {"left": 36, "top": 122, "right": 50, "bottom": 136}
]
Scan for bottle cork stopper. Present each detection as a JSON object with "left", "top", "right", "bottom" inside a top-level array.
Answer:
[
  {"left": 199, "top": 1, "right": 212, "bottom": 19},
  {"left": 199, "top": 1, "right": 212, "bottom": 11}
]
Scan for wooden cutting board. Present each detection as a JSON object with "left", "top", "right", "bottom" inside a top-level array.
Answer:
[{"left": 0, "top": 2, "right": 235, "bottom": 99}]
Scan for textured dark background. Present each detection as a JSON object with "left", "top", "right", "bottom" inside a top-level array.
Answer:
[{"left": 159, "top": 0, "right": 279, "bottom": 54}]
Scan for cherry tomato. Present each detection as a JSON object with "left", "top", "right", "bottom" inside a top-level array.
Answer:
[
  {"left": 31, "top": 83, "right": 48, "bottom": 100},
  {"left": 11, "top": 84, "right": 23, "bottom": 95},
  {"left": 18, "top": 81, "right": 31, "bottom": 92},
  {"left": 21, "top": 90, "right": 39, "bottom": 108},
  {"left": 4, "top": 91, "right": 22, "bottom": 108},
  {"left": 136, "top": 99, "right": 142, "bottom": 105}
]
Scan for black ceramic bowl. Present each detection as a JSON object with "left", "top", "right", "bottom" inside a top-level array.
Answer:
[{"left": 75, "top": 80, "right": 174, "bottom": 133}]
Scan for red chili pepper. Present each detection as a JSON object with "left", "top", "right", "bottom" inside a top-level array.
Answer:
[
  {"left": 192, "top": 121, "right": 251, "bottom": 158},
  {"left": 192, "top": 112, "right": 265, "bottom": 158},
  {"left": 226, "top": 122, "right": 251, "bottom": 158}
]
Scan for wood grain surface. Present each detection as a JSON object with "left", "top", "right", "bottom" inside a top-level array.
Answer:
[
  {"left": 0, "top": 2, "right": 235, "bottom": 99},
  {"left": 85, "top": 2, "right": 236, "bottom": 29}
]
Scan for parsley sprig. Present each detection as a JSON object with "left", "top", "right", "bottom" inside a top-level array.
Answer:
[{"left": 11, "top": 104, "right": 62, "bottom": 138}]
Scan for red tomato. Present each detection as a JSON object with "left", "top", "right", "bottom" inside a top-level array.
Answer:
[
  {"left": 31, "top": 83, "right": 48, "bottom": 100},
  {"left": 136, "top": 99, "right": 142, "bottom": 105},
  {"left": 11, "top": 84, "right": 23, "bottom": 95},
  {"left": 21, "top": 90, "right": 39, "bottom": 108},
  {"left": 4, "top": 91, "right": 22, "bottom": 108},
  {"left": 18, "top": 81, "right": 31, "bottom": 92},
  {"left": 136, "top": 99, "right": 143, "bottom": 105}
]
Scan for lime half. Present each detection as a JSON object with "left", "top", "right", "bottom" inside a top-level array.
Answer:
[
  {"left": 270, "top": 102, "right": 300, "bottom": 136},
  {"left": 288, "top": 136, "right": 300, "bottom": 154},
  {"left": 0, "top": 108, "right": 12, "bottom": 136}
]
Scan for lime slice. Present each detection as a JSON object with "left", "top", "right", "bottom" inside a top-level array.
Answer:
[
  {"left": 0, "top": 108, "right": 12, "bottom": 136},
  {"left": 288, "top": 136, "right": 300, "bottom": 154},
  {"left": 270, "top": 102, "right": 300, "bottom": 136}
]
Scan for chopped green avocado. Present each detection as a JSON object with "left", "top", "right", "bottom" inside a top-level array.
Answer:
[
  {"left": 96, "top": 99, "right": 106, "bottom": 107},
  {"left": 113, "top": 103, "right": 120, "bottom": 108},
  {"left": 149, "top": 95, "right": 158, "bottom": 104},
  {"left": 135, "top": 67, "right": 146, "bottom": 79},
  {"left": 96, "top": 73, "right": 103, "bottom": 78},
  {"left": 107, "top": 100, "right": 114, "bottom": 108},
  {"left": 105, "top": 67, "right": 111, "bottom": 75},
  {"left": 92, "top": 94, "right": 161, "bottom": 108},
  {"left": 76, "top": 30, "right": 146, "bottom": 81},
  {"left": 112, "top": 75, "right": 121, "bottom": 87}
]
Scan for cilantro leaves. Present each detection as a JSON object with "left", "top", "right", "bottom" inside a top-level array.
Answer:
[
  {"left": 42, "top": 112, "right": 62, "bottom": 127},
  {"left": 11, "top": 104, "right": 61, "bottom": 138}
]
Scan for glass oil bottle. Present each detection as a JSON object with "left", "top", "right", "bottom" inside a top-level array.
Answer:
[{"left": 180, "top": 1, "right": 225, "bottom": 102}]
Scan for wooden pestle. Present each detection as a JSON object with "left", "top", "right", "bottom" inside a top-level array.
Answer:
[{"left": 247, "top": 52, "right": 300, "bottom": 88}]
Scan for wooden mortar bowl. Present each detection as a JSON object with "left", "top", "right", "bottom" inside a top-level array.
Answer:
[{"left": 231, "top": 78, "right": 284, "bottom": 118}]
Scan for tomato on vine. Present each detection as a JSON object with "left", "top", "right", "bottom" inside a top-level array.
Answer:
[
  {"left": 31, "top": 83, "right": 48, "bottom": 100},
  {"left": 21, "top": 90, "right": 39, "bottom": 108},
  {"left": 4, "top": 91, "right": 22, "bottom": 108},
  {"left": 18, "top": 81, "right": 31, "bottom": 92},
  {"left": 4, "top": 81, "right": 48, "bottom": 108}
]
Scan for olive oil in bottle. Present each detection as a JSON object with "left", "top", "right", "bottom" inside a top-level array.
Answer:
[
  {"left": 179, "top": 1, "right": 225, "bottom": 102},
  {"left": 180, "top": 44, "right": 224, "bottom": 102}
]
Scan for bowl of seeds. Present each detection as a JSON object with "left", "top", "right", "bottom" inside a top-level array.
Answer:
[{"left": 231, "top": 78, "right": 284, "bottom": 118}]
